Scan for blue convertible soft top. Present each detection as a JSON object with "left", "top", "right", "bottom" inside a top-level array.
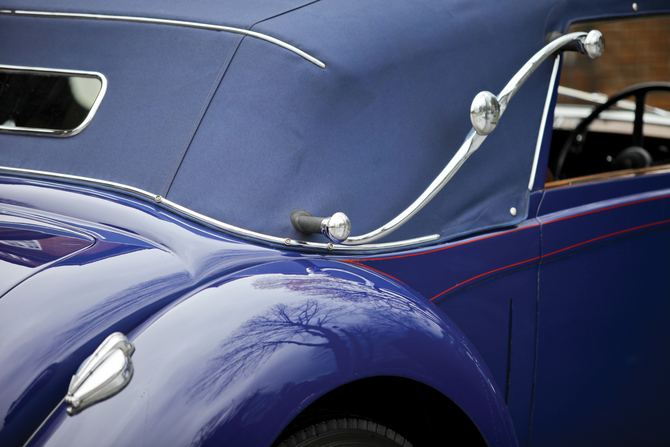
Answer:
[{"left": 1, "top": 0, "right": 667, "bottom": 245}]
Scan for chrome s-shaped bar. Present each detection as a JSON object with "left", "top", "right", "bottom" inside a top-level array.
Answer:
[{"left": 295, "top": 30, "right": 604, "bottom": 245}]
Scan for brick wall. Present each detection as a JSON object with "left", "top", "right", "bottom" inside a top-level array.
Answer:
[{"left": 559, "top": 16, "right": 670, "bottom": 109}]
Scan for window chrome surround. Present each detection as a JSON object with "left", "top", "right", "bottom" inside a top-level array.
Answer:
[
  {"left": 528, "top": 57, "right": 561, "bottom": 190},
  {"left": 0, "top": 165, "right": 439, "bottom": 253},
  {"left": 0, "top": 64, "right": 107, "bottom": 137},
  {"left": 0, "top": 10, "right": 326, "bottom": 69}
]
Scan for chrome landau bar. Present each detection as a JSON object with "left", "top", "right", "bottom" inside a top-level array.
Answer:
[{"left": 333, "top": 30, "right": 604, "bottom": 245}]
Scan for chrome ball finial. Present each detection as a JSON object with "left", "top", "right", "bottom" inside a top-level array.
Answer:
[
  {"left": 583, "top": 30, "right": 605, "bottom": 59},
  {"left": 291, "top": 210, "right": 351, "bottom": 244},
  {"left": 321, "top": 212, "right": 351, "bottom": 244},
  {"left": 470, "top": 91, "right": 500, "bottom": 135}
]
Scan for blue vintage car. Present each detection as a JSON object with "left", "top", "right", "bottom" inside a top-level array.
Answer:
[{"left": 1, "top": 1, "right": 669, "bottom": 446}]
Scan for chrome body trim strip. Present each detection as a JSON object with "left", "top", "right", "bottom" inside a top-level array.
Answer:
[
  {"left": 0, "top": 166, "right": 438, "bottom": 252},
  {"left": 341, "top": 31, "right": 592, "bottom": 245},
  {"left": 0, "top": 64, "right": 107, "bottom": 137},
  {"left": 0, "top": 10, "right": 326, "bottom": 69},
  {"left": 528, "top": 56, "right": 561, "bottom": 190}
]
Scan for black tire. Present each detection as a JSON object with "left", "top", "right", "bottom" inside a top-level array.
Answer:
[{"left": 278, "top": 418, "right": 413, "bottom": 447}]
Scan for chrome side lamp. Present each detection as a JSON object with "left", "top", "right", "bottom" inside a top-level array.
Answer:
[
  {"left": 65, "top": 332, "right": 135, "bottom": 415},
  {"left": 292, "top": 30, "right": 604, "bottom": 245}
]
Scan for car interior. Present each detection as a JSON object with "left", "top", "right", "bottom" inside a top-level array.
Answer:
[{"left": 547, "top": 15, "right": 670, "bottom": 185}]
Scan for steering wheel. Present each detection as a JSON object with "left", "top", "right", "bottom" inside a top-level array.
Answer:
[{"left": 554, "top": 82, "right": 670, "bottom": 179}]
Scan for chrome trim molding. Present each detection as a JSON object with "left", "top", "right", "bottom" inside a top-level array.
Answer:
[
  {"left": 0, "top": 165, "right": 439, "bottom": 252},
  {"left": 338, "top": 31, "right": 600, "bottom": 245},
  {"left": 528, "top": 56, "right": 561, "bottom": 190},
  {"left": 0, "top": 64, "right": 107, "bottom": 137},
  {"left": 0, "top": 10, "right": 326, "bottom": 69}
]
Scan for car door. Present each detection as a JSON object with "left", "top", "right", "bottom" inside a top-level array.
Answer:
[{"left": 530, "top": 15, "right": 670, "bottom": 447}]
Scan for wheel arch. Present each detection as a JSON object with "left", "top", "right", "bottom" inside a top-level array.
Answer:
[
  {"left": 272, "top": 375, "right": 488, "bottom": 447},
  {"left": 28, "top": 259, "right": 516, "bottom": 447}
]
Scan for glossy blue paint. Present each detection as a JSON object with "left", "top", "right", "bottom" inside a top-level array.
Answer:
[
  {"left": 28, "top": 260, "right": 517, "bottom": 447},
  {"left": 531, "top": 176, "right": 670, "bottom": 446},
  {"left": 344, "top": 192, "right": 545, "bottom": 445},
  {"left": 1, "top": 176, "right": 515, "bottom": 447},
  {"left": 537, "top": 170, "right": 670, "bottom": 217},
  {"left": 0, "top": 176, "right": 294, "bottom": 447}
]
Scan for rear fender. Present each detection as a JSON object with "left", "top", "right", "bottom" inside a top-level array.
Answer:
[{"left": 30, "top": 259, "right": 517, "bottom": 447}]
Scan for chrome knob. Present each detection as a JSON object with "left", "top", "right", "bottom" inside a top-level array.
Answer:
[
  {"left": 321, "top": 212, "right": 351, "bottom": 244},
  {"left": 470, "top": 91, "right": 500, "bottom": 135},
  {"left": 291, "top": 209, "right": 351, "bottom": 244},
  {"left": 582, "top": 30, "right": 604, "bottom": 59}
]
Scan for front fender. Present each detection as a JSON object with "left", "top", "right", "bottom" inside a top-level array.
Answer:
[{"left": 29, "top": 259, "right": 517, "bottom": 447}]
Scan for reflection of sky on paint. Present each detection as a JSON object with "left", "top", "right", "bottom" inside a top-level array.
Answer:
[
  {"left": 0, "top": 261, "right": 30, "bottom": 294},
  {"left": 250, "top": 342, "right": 336, "bottom": 393},
  {"left": 38, "top": 269, "right": 191, "bottom": 364},
  {"left": 0, "top": 217, "right": 94, "bottom": 293},
  {"left": 88, "top": 278, "right": 282, "bottom": 447},
  {"left": 0, "top": 239, "right": 41, "bottom": 249},
  {"left": 0, "top": 248, "right": 181, "bottom": 419}
]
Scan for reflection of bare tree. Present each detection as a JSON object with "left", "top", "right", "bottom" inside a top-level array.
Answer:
[
  {"left": 189, "top": 298, "right": 353, "bottom": 402},
  {"left": 188, "top": 269, "right": 446, "bottom": 404}
]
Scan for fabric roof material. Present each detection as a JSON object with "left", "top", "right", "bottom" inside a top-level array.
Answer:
[{"left": 1, "top": 0, "right": 669, "bottom": 245}]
